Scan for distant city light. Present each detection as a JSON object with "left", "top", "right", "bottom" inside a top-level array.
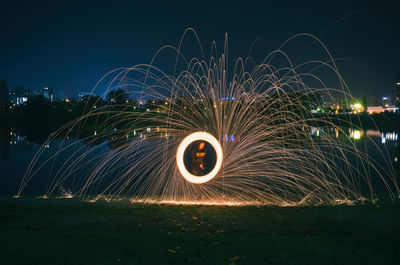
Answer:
[
  {"left": 350, "top": 130, "right": 362, "bottom": 140},
  {"left": 351, "top": 103, "right": 363, "bottom": 114},
  {"left": 384, "top": 132, "right": 398, "bottom": 141}
]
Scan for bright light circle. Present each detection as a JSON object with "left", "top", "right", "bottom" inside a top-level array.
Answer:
[{"left": 176, "top": 132, "right": 223, "bottom": 184}]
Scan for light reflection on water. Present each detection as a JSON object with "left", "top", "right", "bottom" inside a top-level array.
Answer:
[{"left": 1, "top": 127, "right": 399, "bottom": 195}]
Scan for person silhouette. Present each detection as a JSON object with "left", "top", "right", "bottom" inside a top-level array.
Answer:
[{"left": 191, "top": 141, "right": 206, "bottom": 175}]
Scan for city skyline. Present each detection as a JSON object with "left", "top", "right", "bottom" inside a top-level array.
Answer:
[{"left": 1, "top": 1, "right": 400, "bottom": 98}]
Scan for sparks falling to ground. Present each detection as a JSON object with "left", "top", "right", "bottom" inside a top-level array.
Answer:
[{"left": 17, "top": 30, "right": 399, "bottom": 206}]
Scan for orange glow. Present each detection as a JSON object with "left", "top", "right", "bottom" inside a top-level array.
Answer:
[{"left": 176, "top": 132, "right": 223, "bottom": 184}]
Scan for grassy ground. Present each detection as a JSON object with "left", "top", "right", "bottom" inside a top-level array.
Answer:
[{"left": 0, "top": 196, "right": 399, "bottom": 265}]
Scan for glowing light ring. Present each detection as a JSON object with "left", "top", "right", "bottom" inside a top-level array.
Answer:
[{"left": 176, "top": 132, "right": 223, "bottom": 184}]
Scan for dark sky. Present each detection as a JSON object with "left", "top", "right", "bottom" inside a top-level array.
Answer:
[{"left": 1, "top": 0, "right": 399, "bottom": 98}]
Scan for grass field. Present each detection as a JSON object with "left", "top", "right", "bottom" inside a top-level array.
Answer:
[{"left": 0, "top": 196, "right": 399, "bottom": 265}]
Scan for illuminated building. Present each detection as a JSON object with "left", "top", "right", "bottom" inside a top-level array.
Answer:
[
  {"left": 351, "top": 103, "right": 363, "bottom": 113},
  {"left": 16, "top": 97, "right": 28, "bottom": 105},
  {"left": 367, "top": 106, "right": 398, "bottom": 114},
  {"left": 367, "top": 106, "right": 385, "bottom": 114},
  {"left": 381, "top": 96, "right": 391, "bottom": 107},
  {"left": 350, "top": 130, "right": 362, "bottom": 140},
  {"left": 43, "top": 87, "right": 51, "bottom": 100},
  {"left": 77, "top": 92, "right": 92, "bottom": 101}
]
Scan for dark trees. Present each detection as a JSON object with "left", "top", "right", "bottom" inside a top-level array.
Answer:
[{"left": 0, "top": 79, "right": 10, "bottom": 110}]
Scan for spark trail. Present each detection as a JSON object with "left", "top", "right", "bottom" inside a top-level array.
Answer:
[{"left": 17, "top": 30, "right": 399, "bottom": 205}]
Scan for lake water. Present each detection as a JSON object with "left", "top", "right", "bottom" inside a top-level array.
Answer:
[{"left": 1, "top": 127, "right": 399, "bottom": 197}]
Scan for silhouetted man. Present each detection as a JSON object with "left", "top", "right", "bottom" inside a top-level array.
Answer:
[{"left": 191, "top": 141, "right": 206, "bottom": 175}]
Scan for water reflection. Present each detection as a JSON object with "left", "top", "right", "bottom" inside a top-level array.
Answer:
[
  {"left": 2, "top": 126, "right": 400, "bottom": 151},
  {"left": 383, "top": 132, "right": 398, "bottom": 142},
  {"left": 1, "top": 126, "right": 400, "bottom": 174},
  {"left": 0, "top": 128, "right": 11, "bottom": 160},
  {"left": 1, "top": 125, "right": 399, "bottom": 196},
  {"left": 349, "top": 130, "right": 362, "bottom": 140},
  {"left": 395, "top": 140, "right": 400, "bottom": 169},
  {"left": 311, "top": 127, "right": 324, "bottom": 137},
  {"left": 221, "top": 134, "right": 240, "bottom": 142}
]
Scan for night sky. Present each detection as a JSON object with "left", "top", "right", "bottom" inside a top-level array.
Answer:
[{"left": 1, "top": 0, "right": 399, "bottom": 98}]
